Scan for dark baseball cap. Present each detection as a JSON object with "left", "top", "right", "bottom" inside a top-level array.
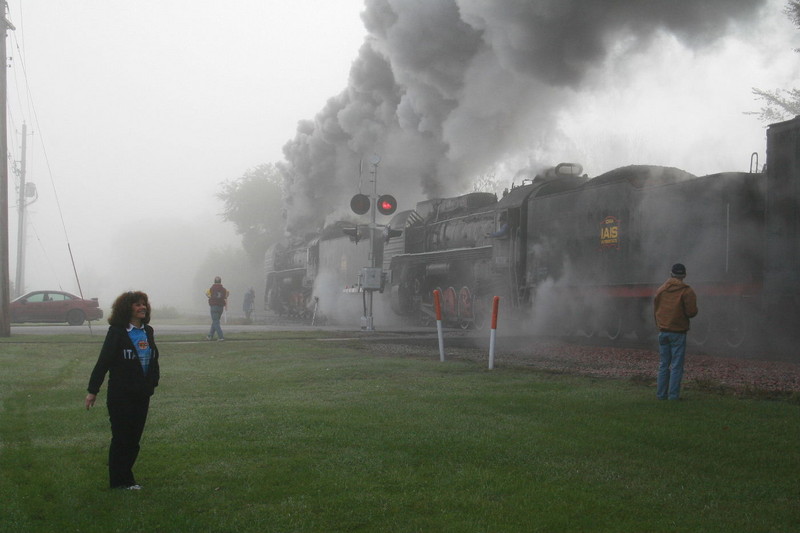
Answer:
[{"left": 671, "top": 263, "right": 686, "bottom": 277}]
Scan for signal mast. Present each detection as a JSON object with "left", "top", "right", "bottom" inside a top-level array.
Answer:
[{"left": 347, "top": 154, "right": 398, "bottom": 331}]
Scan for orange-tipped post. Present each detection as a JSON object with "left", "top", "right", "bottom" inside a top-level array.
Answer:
[{"left": 489, "top": 296, "right": 500, "bottom": 369}]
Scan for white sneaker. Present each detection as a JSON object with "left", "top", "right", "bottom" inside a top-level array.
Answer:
[
  {"left": 126, "top": 484, "right": 142, "bottom": 490},
  {"left": 218, "top": 338, "right": 225, "bottom": 342}
]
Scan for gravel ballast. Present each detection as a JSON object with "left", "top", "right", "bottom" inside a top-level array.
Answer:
[{"left": 369, "top": 338, "right": 800, "bottom": 398}]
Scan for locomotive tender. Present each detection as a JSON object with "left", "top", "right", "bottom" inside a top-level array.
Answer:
[
  {"left": 266, "top": 117, "right": 800, "bottom": 352},
  {"left": 264, "top": 222, "right": 377, "bottom": 319}
]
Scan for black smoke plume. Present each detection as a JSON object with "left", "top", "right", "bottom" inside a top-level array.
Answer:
[{"left": 279, "top": 0, "right": 767, "bottom": 235}]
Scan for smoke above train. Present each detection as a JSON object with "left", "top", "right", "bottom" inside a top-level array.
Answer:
[{"left": 277, "top": 0, "right": 768, "bottom": 236}]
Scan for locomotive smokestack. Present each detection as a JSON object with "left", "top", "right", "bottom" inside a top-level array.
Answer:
[{"left": 280, "top": 0, "right": 767, "bottom": 235}]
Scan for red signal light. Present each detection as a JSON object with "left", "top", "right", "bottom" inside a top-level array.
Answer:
[{"left": 377, "top": 194, "right": 397, "bottom": 215}]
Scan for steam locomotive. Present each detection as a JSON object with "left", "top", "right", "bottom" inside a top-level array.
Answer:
[
  {"left": 264, "top": 222, "right": 379, "bottom": 320},
  {"left": 265, "top": 117, "right": 800, "bottom": 352}
]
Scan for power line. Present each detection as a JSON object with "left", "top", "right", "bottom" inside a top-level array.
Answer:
[{"left": 5, "top": 2, "right": 87, "bottom": 302}]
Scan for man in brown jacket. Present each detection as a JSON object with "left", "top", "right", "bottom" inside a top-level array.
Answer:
[{"left": 653, "top": 263, "right": 698, "bottom": 400}]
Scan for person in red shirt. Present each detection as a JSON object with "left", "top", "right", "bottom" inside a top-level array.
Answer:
[{"left": 206, "top": 276, "right": 229, "bottom": 341}]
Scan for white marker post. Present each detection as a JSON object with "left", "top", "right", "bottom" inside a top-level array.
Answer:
[
  {"left": 488, "top": 296, "right": 500, "bottom": 369},
  {"left": 434, "top": 289, "right": 445, "bottom": 362}
]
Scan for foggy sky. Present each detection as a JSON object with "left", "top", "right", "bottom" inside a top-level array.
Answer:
[
  {"left": 4, "top": 0, "right": 799, "bottom": 315},
  {"left": 5, "top": 0, "right": 366, "bottom": 312}
]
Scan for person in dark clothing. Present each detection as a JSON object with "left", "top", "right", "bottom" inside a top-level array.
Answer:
[
  {"left": 206, "top": 276, "right": 228, "bottom": 341},
  {"left": 653, "top": 263, "right": 698, "bottom": 400},
  {"left": 85, "top": 290, "right": 160, "bottom": 490},
  {"left": 243, "top": 287, "right": 255, "bottom": 322}
]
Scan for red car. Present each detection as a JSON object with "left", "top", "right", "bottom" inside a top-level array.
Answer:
[{"left": 10, "top": 290, "right": 104, "bottom": 326}]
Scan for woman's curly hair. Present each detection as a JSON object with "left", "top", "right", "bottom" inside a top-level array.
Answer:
[{"left": 107, "top": 291, "right": 151, "bottom": 328}]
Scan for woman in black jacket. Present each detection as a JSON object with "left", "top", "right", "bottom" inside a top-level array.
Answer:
[{"left": 85, "top": 291, "right": 160, "bottom": 490}]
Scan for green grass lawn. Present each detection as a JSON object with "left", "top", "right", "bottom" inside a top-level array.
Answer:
[{"left": 0, "top": 333, "right": 797, "bottom": 532}]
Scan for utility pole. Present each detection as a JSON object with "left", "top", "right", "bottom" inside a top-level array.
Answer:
[
  {"left": 14, "top": 122, "right": 28, "bottom": 298},
  {"left": 0, "top": 8, "right": 15, "bottom": 337}
]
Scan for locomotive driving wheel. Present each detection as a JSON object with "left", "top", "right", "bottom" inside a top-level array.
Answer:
[
  {"left": 419, "top": 310, "right": 434, "bottom": 327},
  {"left": 457, "top": 286, "right": 473, "bottom": 330},
  {"left": 603, "top": 315, "right": 624, "bottom": 341},
  {"left": 719, "top": 306, "right": 747, "bottom": 349},
  {"left": 577, "top": 312, "right": 596, "bottom": 338},
  {"left": 443, "top": 287, "right": 457, "bottom": 324},
  {"left": 689, "top": 315, "right": 711, "bottom": 347}
]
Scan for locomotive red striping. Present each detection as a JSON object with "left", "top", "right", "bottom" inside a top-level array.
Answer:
[{"left": 563, "top": 282, "right": 763, "bottom": 298}]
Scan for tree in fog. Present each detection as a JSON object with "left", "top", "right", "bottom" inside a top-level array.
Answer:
[
  {"left": 749, "top": 1, "right": 800, "bottom": 121},
  {"left": 217, "top": 163, "right": 284, "bottom": 262},
  {"left": 472, "top": 171, "right": 500, "bottom": 194},
  {"left": 749, "top": 87, "right": 800, "bottom": 122}
]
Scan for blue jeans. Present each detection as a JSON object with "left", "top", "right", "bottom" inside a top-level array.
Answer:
[
  {"left": 657, "top": 332, "right": 687, "bottom": 400},
  {"left": 209, "top": 306, "right": 225, "bottom": 339}
]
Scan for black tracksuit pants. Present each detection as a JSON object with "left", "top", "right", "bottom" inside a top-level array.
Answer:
[{"left": 107, "top": 394, "right": 150, "bottom": 488}]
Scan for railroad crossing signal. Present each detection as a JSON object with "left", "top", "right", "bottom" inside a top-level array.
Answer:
[
  {"left": 350, "top": 193, "right": 370, "bottom": 215},
  {"left": 350, "top": 193, "right": 398, "bottom": 216},
  {"left": 377, "top": 194, "right": 397, "bottom": 215}
]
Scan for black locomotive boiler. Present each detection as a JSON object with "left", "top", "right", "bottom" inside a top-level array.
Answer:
[
  {"left": 386, "top": 117, "right": 800, "bottom": 352},
  {"left": 387, "top": 164, "right": 766, "bottom": 347}
]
